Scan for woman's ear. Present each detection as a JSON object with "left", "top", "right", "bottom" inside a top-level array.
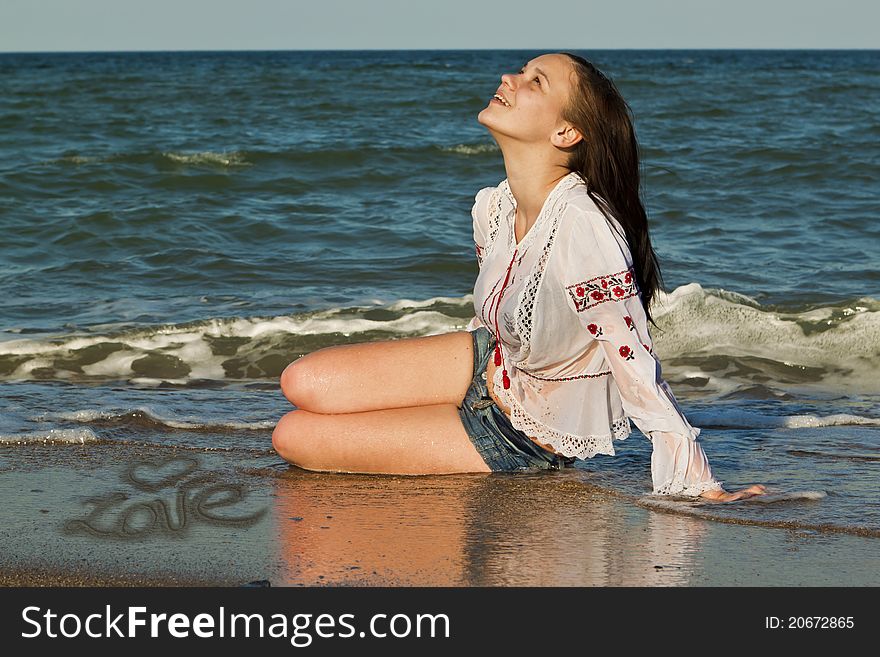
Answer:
[{"left": 553, "top": 124, "right": 583, "bottom": 149}]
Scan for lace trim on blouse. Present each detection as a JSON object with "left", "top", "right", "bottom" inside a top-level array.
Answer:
[
  {"left": 496, "top": 173, "right": 583, "bottom": 346},
  {"left": 516, "top": 196, "right": 564, "bottom": 346},
  {"left": 650, "top": 478, "right": 725, "bottom": 498},
  {"left": 492, "top": 373, "right": 633, "bottom": 459},
  {"left": 484, "top": 186, "right": 504, "bottom": 256}
]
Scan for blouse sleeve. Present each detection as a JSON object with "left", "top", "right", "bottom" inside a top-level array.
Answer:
[
  {"left": 559, "top": 206, "right": 724, "bottom": 498},
  {"left": 466, "top": 186, "right": 495, "bottom": 332}
]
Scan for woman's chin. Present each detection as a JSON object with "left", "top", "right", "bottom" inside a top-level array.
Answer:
[{"left": 477, "top": 110, "right": 504, "bottom": 132}]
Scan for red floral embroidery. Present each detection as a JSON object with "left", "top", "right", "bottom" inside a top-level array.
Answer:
[
  {"left": 565, "top": 266, "right": 639, "bottom": 311},
  {"left": 619, "top": 345, "right": 634, "bottom": 360},
  {"left": 624, "top": 315, "right": 634, "bottom": 329},
  {"left": 642, "top": 343, "right": 651, "bottom": 352},
  {"left": 587, "top": 323, "right": 603, "bottom": 336}
]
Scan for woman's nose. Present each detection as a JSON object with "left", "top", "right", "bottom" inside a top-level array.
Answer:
[{"left": 500, "top": 72, "right": 516, "bottom": 89}]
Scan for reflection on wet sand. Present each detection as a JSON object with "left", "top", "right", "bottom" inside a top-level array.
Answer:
[{"left": 272, "top": 468, "right": 707, "bottom": 586}]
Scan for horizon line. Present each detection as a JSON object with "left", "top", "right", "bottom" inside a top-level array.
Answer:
[{"left": 2, "top": 46, "right": 878, "bottom": 55}]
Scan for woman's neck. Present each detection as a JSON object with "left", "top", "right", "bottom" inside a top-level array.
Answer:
[
  {"left": 505, "top": 166, "right": 570, "bottom": 230},
  {"left": 496, "top": 139, "right": 568, "bottom": 216}
]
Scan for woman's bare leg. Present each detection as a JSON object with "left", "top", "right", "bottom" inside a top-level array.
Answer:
[
  {"left": 272, "top": 403, "right": 491, "bottom": 474},
  {"left": 280, "top": 331, "right": 475, "bottom": 414}
]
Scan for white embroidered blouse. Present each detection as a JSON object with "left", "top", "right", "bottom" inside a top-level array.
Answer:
[{"left": 465, "top": 171, "right": 724, "bottom": 497}]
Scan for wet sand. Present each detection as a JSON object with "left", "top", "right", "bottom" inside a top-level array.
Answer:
[{"left": 1, "top": 443, "right": 877, "bottom": 587}]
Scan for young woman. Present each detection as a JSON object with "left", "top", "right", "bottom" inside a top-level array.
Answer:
[{"left": 272, "top": 52, "right": 767, "bottom": 503}]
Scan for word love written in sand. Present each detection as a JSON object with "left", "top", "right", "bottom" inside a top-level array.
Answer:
[{"left": 64, "top": 455, "right": 267, "bottom": 539}]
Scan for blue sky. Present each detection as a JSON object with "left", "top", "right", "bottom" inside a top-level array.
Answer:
[{"left": 1, "top": 0, "right": 877, "bottom": 52}]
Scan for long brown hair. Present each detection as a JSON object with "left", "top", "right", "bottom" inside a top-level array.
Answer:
[{"left": 559, "top": 52, "right": 664, "bottom": 329}]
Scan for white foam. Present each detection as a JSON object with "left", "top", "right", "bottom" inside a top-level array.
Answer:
[
  {"left": 54, "top": 154, "right": 101, "bottom": 165},
  {"left": 0, "top": 295, "right": 485, "bottom": 362},
  {"left": 44, "top": 408, "right": 274, "bottom": 432},
  {"left": 162, "top": 150, "right": 252, "bottom": 167},
  {"left": 0, "top": 428, "right": 98, "bottom": 445},
  {"left": 644, "top": 284, "right": 880, "bottom": 394},
  {"left": 81, "top": 350, "right": 140, "bottom": 377},
  {"left": 46, "top": 409, "right": 110, "bottom": 422},
  {"left": 783, "top": 413, "right": 880, "bottom": 428},
  {"left": 385, "top": 294, "right": 474, "bottom": 311},
  {"left": 11, "top": 357, "right": 52, "bottom": 376},
  {"left": 1, "top": 287, "right": 877, "bottom": 391},
  {"left": 747, "top": 490, "right": 828, "bottom": 503},
  {"left": 129, "top": 377, "right": 189, "bottom": 386},
  {"left": 639, "top": 489, "right": 828, "bottom": 510},
  {"left": 167, "top": 337, "right": 226, "bottom": 380},
  {"left": 690, "top": 409, "right": 880, "bottom": 429},
  {"left": 441, "top": 143, "right": 498, "bottom": 155}
]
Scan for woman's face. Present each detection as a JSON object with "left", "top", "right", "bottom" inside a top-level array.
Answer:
[{"left": 478, "top": 53, "right": 577, "bottom": 147}]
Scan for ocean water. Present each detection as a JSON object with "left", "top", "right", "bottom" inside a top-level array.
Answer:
[{"left": 1, "top": 49, "right": 879, "bottom": 546}]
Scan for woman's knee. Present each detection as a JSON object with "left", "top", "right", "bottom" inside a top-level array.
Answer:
[
  {"left": 279, "top": 360, "right": 298, "bottom": 405},
  {"left": 272, "top": 409, "right": 317, "bottom": 466},
  {"left": 279, "top": 354, "right": 323, "bottom": 409}
]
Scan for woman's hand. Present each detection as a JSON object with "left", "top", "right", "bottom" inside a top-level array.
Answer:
[{"left": 699, "top": 484, "right": 767, "bottom": 503}]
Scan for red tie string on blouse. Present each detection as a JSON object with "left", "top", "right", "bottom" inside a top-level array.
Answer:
[{"left": 491, "top": 247, "right": 518, "bottom": 390}]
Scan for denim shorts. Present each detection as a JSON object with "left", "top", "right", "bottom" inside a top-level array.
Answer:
[{"left": 457, "top": 326, "right": 577, "bottom": 472}]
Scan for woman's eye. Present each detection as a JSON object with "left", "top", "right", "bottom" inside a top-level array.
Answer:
[{"left": 518, "top": 69, "right": 540, "bottom": 85}]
